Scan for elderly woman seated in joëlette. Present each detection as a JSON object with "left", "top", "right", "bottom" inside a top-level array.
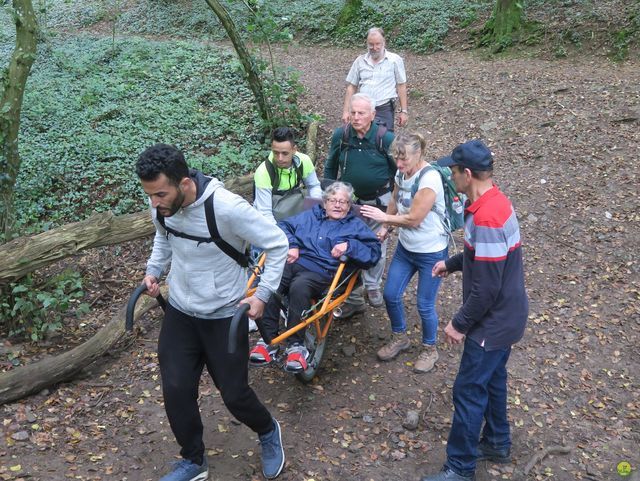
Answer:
[{"left": 249, "top": 181, "right": 381, "bottom": 372}]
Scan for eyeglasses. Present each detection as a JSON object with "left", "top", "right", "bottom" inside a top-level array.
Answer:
[{"left": 326, "top": 198, "right": 349, "bottom": 206}]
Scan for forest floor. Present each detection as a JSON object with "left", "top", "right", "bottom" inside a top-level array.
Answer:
[{"left": 1, "top": 43, "right": 639, "bottom": 481}]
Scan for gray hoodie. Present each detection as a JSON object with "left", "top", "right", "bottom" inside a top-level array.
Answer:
[{"left": 145, "top": 171, "right": 288, "bottom": 319}]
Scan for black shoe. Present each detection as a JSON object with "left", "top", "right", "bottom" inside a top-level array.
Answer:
[
  {"left": 333, "top": 303, "right": 366, "bottom": 320},
  {"left": 420, "top": 468, "right": 474, "bottom": 481},
  {"left": 477, "top": 440, "right": 511, "bottom": 464}
]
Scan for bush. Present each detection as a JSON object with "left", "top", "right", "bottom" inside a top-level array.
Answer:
[{"left": 0, "top": 270, "right": 90, "bottom": 341}]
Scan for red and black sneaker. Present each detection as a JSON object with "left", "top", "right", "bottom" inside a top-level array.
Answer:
[{"left": 249, "top": 339, "right": 279, "bottom": 366}]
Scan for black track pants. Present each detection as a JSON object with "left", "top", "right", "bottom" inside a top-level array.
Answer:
[{"left": 158, "top": 303, "right": 273, "bottom": 464}]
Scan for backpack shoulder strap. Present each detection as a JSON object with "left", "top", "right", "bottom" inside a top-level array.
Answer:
[
  {"left": 375, "top": 124, "right": 396, "bottom": 179},
  {"left": 338, "top": 124, "right": 351, "bottom": 177},
  {"left": 264, "top": 159, "right": 279, "bottom": 190},
  {"left": 375, "top": 123, "right": 388, "bottom": 152},
  {"left": 411, "top": 166, "right": 432, "bottom": 198},
  {"left": 204, "top": 190, "right": 250, "bottom": 267},
  {"left": 155, "top": 209, "right": 212, "bottom": 245},
  {"left": 340, "top": 124, "right": 350, "bottom": 151},
  {"left": 293, "top": 155, "right": 304, "bottom": 188}
]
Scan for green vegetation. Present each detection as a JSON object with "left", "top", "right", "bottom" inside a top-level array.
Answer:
[
  {"left": 40, "top": 0, "right": 488, "bottom": 53},
  {"left": 609, "top": 7, "right": 639, "bottom": 61},
  {"left": 1, "top": 270, "right": 89, "bottom": 341},
  {"left": 1, "top": 36, "right": 309, "bottom": 234}
]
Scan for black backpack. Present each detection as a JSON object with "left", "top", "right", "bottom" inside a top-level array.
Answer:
[
  {"left": 155, "top": 189, "right": 250, "bottom": 267},
  {"left": 338, "top": 122, "right": 393, "bottom": 178},
  {"left": 338, "top": 123, "right": 396, "bottom": 202}
]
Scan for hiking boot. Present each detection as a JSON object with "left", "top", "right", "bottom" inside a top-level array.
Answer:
[
  {"left": 259, "top": 418, "right": 285, "bottom": 479},
  {"left": 159, "top": 458, "right": 209, "bottom": 481},
  {"left": 377, "top": 332, "right": 411, "bottom": 361},
  {"left": 283, "top": 343, "right": 309, "bottom": 373},
  {"left": 333, "top": 303, "right": 366, "bottom": 320},
  {"left": 420, "top": 467, "right": 474, "bottom": 481},
  {"left": 414, "top": 345, "right": 439, "bottom": 373},
  {"left": 249, "top": 339, "right": 279, "bottom": 366},
  {"left": 477, "top": 440, "right": 511, "bottom": 464},
  {"left": 366, "top": 288, "right": 384, "bottom": 308}
]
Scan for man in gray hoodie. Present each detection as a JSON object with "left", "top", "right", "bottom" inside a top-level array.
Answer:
[{"left": 136, "top": 144, "right": 289, "bottom": 481}]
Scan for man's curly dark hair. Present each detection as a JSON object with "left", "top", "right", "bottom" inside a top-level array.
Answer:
[{"left": 136, "top": 144, "right": 189, "bottom": 186}]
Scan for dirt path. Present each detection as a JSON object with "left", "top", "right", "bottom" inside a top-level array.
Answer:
[{"left": 1, "top": 43, "right": 639, "bottom": 481}]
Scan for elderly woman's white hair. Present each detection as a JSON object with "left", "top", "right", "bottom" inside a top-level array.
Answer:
[{"left": 322, "top": 181, "right": 354, "bottom": 203}]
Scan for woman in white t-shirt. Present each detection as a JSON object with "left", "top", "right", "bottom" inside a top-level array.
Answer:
[{"left": 360, "top": 132, "right": 448, "bottom": 373}]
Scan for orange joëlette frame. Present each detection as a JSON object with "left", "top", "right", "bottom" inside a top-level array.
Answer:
[{"left": 246, "top": 254, "right": 360, "bottom": 348}]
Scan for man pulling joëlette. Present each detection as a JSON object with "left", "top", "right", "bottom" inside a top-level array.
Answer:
[{"left": 137, "top": 144, "right": 289, "bottom": 481}]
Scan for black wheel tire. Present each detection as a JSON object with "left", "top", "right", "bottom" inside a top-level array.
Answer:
[{"left": 295, "top": 321, "right": 328, "bottom": 384}]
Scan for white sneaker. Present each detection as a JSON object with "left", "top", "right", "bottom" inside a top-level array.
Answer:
[{"left": 248, "top": 318, "right": 258, "bottom": 332}]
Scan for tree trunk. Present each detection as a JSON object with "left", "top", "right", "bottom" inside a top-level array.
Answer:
[
  {"left": 0, "top": 287, "right": 164, "bottom": 405},
  {"left": 203, "top": 0, "right": 272, "bottom": 125},
  {"left": 337, "top": 0, "right": 363, "bottom": 28},
  {"left": 305, "top": 120, "right": 320, "bottom": 165},
  {"left": 0, "top": 0, "right": 38, "bottom": 236},
  {"left": 481, "top": 0, "right": 524, "bottom": 52}
]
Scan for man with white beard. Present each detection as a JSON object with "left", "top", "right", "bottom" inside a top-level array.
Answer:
[{"left": 341, "top": 27, "right": 409, "bottom": 132}]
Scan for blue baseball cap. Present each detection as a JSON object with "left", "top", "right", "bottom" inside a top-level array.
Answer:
[{"left": 437, "top": 139, "right": 493, "bottom": 171}]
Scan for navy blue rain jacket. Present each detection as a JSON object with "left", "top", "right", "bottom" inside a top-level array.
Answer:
[{"left": 278, "top": 204, "right": 381, "bottom": 279}]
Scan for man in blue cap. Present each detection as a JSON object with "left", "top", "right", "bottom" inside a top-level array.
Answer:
[{"left": 425, "top": 140, "right": 529, "bottom": 481}]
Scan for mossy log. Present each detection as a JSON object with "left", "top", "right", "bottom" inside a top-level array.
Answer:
[{"left": 0, "top": 287, "right": 165, "bottom": 405}]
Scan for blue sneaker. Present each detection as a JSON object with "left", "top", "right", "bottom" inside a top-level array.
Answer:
[
  {"left": 159, "top": 458, "right": 208, "bottom": 481},
  {"left": 259, "top": 418, "right": 285, "bottom": 479}
]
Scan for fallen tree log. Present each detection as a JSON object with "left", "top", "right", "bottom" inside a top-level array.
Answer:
[
  {"left": 0, "top": 287, "right": 165, "bottom": 405},
  {"left": 0, "top": 119, "right": 319, "bottom": 286},
  {"left": 0, "top": 211, "right": 154, "bottom": 286}
]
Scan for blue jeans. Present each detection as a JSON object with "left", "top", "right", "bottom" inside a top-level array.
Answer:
[
  {"left": 383, "top": 243, "right": 447, "bottom": 345},
  {"left": 446, "top": 337, "right": 512, "bottom": 477}
]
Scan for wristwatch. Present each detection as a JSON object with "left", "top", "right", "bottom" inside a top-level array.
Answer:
[{"left": 400, "top": 109, "right": 408, "bottom": 114}]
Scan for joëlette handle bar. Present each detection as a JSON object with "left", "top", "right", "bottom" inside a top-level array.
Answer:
[
  {"left": 126, "top": 284, "right": 167, "bottom": 331},
  {"left": 227, "top": 292, "right": 285, "bottom": 354},
  {"left": 228, "top": 303, "right": 251, "bottom": 354}
]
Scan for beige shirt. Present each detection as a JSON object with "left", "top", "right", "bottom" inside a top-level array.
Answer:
[{"left": 346, "top": 50, "right": 407, "bottom": 106}]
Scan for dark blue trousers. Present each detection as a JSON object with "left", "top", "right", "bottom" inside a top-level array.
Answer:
[
  {"left": 375, "top": 102, "right": 395, "bottom": 132},
  {"left": 445, "top": 337, "right": 512, "bottom": 477},
  {"left": 261, "top": 262, "right": 330, "bottom": 345}
]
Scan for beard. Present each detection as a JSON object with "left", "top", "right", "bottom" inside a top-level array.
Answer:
[
  {"left": 159, "top": 189, "right": 185, "bottom": 217},
  {"left": 369, "top": 48, "right": 384, "bottom": 61}
]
